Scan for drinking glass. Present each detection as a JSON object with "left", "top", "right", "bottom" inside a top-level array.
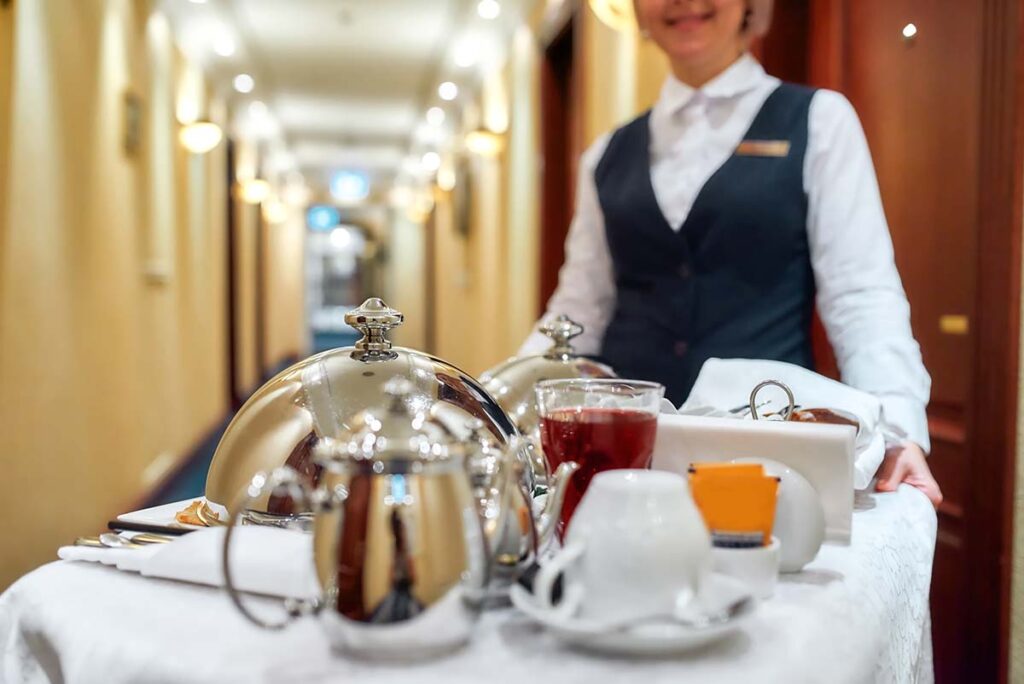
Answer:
[{"left": 535, "top": 378, "right": 665, "bottom": 536}]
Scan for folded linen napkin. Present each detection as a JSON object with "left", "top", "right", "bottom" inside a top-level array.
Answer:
[
  {"left": 679, "top": 358, "right": 901, "bottom": 489},
  {"left": 57, "top": 526, "right": 319, "bottom": 599}
]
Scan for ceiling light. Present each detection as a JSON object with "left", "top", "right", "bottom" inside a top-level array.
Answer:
[
  {"left": 262, "top": 198, "right": 289, "bottom": 224},
  {"left": 588, "top": 0, "right": 635, "bottom": 31},
  {"left": 477, "top": 0, "right": 501, "bottom": 20},
  {"left": 437, "top": 164, "right": 456, "bottom": 192},
  {"left": 179, "top": 121, "right": 223, "bottom": 154},
  {"left": 454, "top": 43, "right": 477, "bottom": 68},
  {"left": 427, "top": 107, "right": 445, "bottom": 126},
  {"left": 233, "top": 73, "right": 254, "bottom": 93},
  {"left": 389, "top": 186, "right": 413, "bottom": 208},
  {"left": 188, "top": 0, "right": 208, "bottom": 4},
  {"left": 465, "top": 129, "right": 504, "bottom": 157},
  {"left": 421, "top": 151, "right": 441, "bottom": 172},
  {"left": 307, "top": 205, "right": 341, "bottom": 231},
  {"left": 330, "top": 227, "right": 353, "bottom": 249},
  {"left": 213, "top": 34, "right": 235, "bottom": 57},
  {"left": 330, "top": 170, "right": 370, "bottom": 203},
  {"left": 283, "top": 183, "right": 311, "bottom": 206},
  {"left": 238, "top": 179, "right": 271, "bottom": 204},
  {"left": 248, "top": 100, "right": 268, "bottom": 118},
  {"left": 902, "top": 23, "right": 918, "bottom": 39},
  {"left": 438, "top": 81, "right": 459, "bottom": 101}
]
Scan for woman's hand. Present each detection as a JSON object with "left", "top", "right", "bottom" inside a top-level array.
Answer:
[{"left": 874, "top": 442, "right": 943, "bottom": 508}]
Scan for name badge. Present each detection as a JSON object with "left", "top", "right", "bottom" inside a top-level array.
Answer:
[{"left": 736, "top": 140, "right": 791, "bottom": 157}]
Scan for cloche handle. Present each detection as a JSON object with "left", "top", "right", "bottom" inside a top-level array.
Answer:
[
  {"left": 540, "top": 315, "right": 583, "bottom": 358},
  {"left": 345, "top": 298, "right": 403, "bottom": 360}
]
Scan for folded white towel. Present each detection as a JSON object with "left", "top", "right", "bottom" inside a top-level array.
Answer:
[
  {"left": 680, "top": 358, "right": 899, "bottom": 489},
  {"left": 57, "top": 526, "right": 319, "bottom": 599}
]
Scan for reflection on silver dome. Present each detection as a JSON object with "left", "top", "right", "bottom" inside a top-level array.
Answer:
[{"left": 205, "top": 298, "right": 516, "bottom": 512}]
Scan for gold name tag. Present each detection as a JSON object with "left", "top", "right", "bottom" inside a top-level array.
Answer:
[{"left": 736, "top": 140, "right": 791, "bottom": 157}]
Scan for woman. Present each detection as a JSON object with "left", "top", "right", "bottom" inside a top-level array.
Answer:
[{"left": 521, "top": 0, "right": 942, "bottom": 506}]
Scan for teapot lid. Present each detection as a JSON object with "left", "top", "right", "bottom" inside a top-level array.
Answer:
[{"left": 316, "top": 377, "right": 465, "bottom": 469}]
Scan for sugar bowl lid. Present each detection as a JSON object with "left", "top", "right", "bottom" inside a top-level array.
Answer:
[{"left": 205, "top": 297, "right": 516, "bottom": 513}]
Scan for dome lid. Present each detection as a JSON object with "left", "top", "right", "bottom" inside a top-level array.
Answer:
[
  {"left": 206, "top": 298, "right": 515, "bottom": 512},
  {"left": 479, "top": 315, "right": 616, "bottom": 438}
]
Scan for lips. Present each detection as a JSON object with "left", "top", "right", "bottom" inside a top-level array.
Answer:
[{"left": 664, "top": 11, "right": 714, "bottom": 31}]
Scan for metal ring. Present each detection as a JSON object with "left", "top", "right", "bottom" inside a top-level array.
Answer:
[
  {"left": 748, "top": 380, "right": 796, "bottom": 421},
  {"left": 222, "top": 468, "right": 318, "bottom": 631}
]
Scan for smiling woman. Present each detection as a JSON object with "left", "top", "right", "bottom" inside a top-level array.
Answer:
[{"left": 521, "top": 0, "right": 941, "bottom": 508}]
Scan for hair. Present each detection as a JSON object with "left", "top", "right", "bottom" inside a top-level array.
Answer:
[{"left": 744, "top": 0, "right": 774, "bottom": 38}]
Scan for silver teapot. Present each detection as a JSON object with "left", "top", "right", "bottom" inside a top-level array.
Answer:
[
  {"left": 463, "top": 420, "right": 578, "bottom": 598},
  {"left": 222, "top": 378, "right": 502, "bottom": 660}
]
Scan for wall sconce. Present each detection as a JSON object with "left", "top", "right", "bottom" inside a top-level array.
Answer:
[
  {"left": 589, "top": 0, "right": 635, "bottom": 31},
  {"left": 237, "top": 178, "right": 271, "bottom": 204},
  {"left": 465, "top": 129, "right": 505, "bottom": 157},
  {"left": 179, "top": 120, "right": 223, "bottom": 154},
  {"left": 261, "top": 198, "right": 289, "bottom": 223}
]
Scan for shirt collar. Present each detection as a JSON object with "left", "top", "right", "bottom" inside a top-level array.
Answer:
[{"left": 653, "top": 53, "right": 768, "bottom": 116}]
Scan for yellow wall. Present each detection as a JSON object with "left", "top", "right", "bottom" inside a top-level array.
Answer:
[
  {"left": 262, "top": 210, "right": 306, "bottom": 369},
  {"left": 1012, "top": 231, "right": 1024, "bottom": 679},
  {"left": 387, "top": 211, "right": 428, "bottom": 350},
  {"left": 0, "top": 0, "right": 232, "bottom": 589},
  {"left": 581, "top": 7, "right": 639, "bottom": 147},
  {"left": 424, "top": 2, "right": 667, "bottom": 376},
  {"left": 503, "top": 24, "right": 542, "bottom": 358},
  {"left": 0, "top": 1, "right": 11, "bottom": 270}
]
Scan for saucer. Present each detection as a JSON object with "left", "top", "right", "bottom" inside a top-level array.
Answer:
[{"left": 510, "top": 573, "right": 755, "bottom": 657}]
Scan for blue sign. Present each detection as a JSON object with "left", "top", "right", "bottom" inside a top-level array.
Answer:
[
  {"left": 306, "top": 205, "right": 341, "bottom": 231},
  {"left": 330, "top": 170, "right": 370, "bottom": 203}
]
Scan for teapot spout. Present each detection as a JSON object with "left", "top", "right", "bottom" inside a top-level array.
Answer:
[{"left": 536, "top": 460, "right": 580, "bottom": 548}]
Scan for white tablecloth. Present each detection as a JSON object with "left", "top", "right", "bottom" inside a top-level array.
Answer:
[{"left": 0, "top": 486, "right": 936, "bottom": 684}]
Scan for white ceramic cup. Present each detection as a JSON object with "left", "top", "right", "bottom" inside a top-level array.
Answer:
[{"left": 533, "top": 470, "right": 711, "bottom": 623}]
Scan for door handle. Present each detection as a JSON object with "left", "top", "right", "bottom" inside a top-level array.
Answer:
[{"left": 939, "top": 315, "right": 969, "bottom": 335}]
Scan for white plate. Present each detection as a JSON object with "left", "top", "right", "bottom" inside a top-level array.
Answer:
[
  {"left": 117, "top": 498, "right": 226, "bottom": 530},
  {"left": 510, "top": 573, "right": 754, "bottom": 657}
]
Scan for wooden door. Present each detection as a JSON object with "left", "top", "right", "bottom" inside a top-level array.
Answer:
[
  {"left": 842, "top": 4, "right": 979, "bottom": 681},
  {"left": 538, "top": 14, "right": 580, "bottom": 312},
  {"left": 780, "top": 0, "right": 1024, "bottom": 680}
]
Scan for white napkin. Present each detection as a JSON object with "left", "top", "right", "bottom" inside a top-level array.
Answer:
[
  {"left": 680, "top": 358, "right": 900, "bottom": 489},
  {"left": 57, "top": 526, "right": 319, "bottom": 599}
]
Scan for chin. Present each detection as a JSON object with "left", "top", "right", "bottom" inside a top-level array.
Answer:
[{"left": 662, "top": 39, "right": 714, "bottom": 62}]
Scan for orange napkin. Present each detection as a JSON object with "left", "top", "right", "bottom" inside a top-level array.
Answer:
[{"left": 689, "top": 462, "right": 778, "bottom": 547}]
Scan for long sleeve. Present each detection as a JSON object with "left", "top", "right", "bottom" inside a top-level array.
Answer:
[
  {"left": 805, "top": 90, "right": 932, "bottom": 451},
  {"left": 519, "top": 137, "right": 617, "bottom": 356}
]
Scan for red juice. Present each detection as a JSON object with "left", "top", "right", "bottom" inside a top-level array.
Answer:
[{"left": 539, "top": 407, "right": 658, "bottom": 535}]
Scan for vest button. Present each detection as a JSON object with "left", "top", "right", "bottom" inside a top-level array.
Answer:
[
  {"left": 674, "top": 341, "right": 689, "bottom": 357},
  {"left": 677, "top": 264, "right": 692, "bottom": 279}
]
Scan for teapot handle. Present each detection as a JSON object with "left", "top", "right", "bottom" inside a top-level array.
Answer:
[{"left": 222, "top": 467, "right": 338, "bottom": 630}]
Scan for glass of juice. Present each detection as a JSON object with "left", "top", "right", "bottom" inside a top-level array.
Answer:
[{"left": 535, "top": 378, "right": 665, "bottom": 536}]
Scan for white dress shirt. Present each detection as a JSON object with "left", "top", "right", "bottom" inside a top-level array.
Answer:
[{"left": 520, "top": 54, "right": 932, "bottom": 452}]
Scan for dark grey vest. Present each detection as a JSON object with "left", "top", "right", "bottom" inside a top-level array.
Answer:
[{"left": 596, "top": 83, "right": 817, "bottom": 405}]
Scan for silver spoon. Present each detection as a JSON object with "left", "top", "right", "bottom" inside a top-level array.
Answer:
[
  {"left": 596, "top": 594, "right": 754, "bottom": 633},
  {"left": 99, "top": 533, "right": 145, "bottom": 549}
]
